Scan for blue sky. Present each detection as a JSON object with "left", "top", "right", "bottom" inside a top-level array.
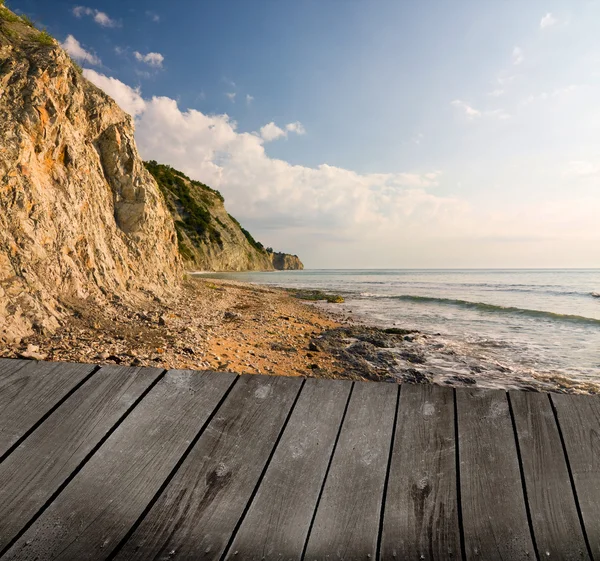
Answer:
[{"left": 11, "top": 0, "right": 600, "bottom": 267}]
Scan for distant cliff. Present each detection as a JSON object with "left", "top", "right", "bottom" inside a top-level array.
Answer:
[
  {"left": 268, "top": 250, "right": 304, "bottom": 270},
  {"left": 0, "top": 7, "right": 181, "bottom": 342},
  {"left": 145, "top": 162, "right": 303, "bottom": 271}
]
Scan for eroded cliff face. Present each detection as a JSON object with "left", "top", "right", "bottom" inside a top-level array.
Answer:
[
  {"left": 145, "top": 161, "right": 274, "bottom": 271},
  {"left": 145, "top": 161, "right": 305, "bottom": 272},
  {"left": 0, "top": 13, "right": 181, "bottom": 342},
  {"left": 269, "top": 252, "right": 304, "bottom": 270}
]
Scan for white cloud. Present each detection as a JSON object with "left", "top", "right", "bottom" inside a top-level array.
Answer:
[
  {"left": 488, "top": 88, "right": 504, "bottom": 97},
  {"left": 540, "top": 13, "right": 557, "bottom": 29},
  {"left": 260, "top": 121, "right": 307, "bottom": 141},
  {"left": 133, "top": 51, "right": 164, "bottom": 68},
  {"left": 146, "top": 11, "right": 160, "bottom": 23},
  {"left": 451, "top": 100, "right": 510, "bottom": 120},
  {"left": 83, "top": 69, "right": 146, "bottom": 116},
  {"left": 79, "top": 70, "right": 600, "bottom": 266},
  {"left": 285, "top": 121, "right": 306, "bottom": 135},
  {"left": 72, "top": 6, "right": 118, "bottom": 28},
  {"left": 246, "top": 94, "right": 254, "bottom": 105},
  {"left": 84, "top": 72, "right": 450, "bottom": 247},
  {"left": 451, "top": 100, "right": 481, "bottom": 118},
  {"left": 60, "top": 35, "right": 101, "bottom": 66},
  {"left": 520, "top": 85, "right": 578, "bottom": 106},
  {"left": 225, "top": 92, "right": 236, "bottom": 102},
  {"left": 512, "top": 46, "right": 524, "bottom": 65},
  {"left": 260, "top": 122, "right": 286, "bottom": 141}
]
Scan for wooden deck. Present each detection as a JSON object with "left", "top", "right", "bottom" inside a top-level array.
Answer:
[{"left": 0, "top": 358, "right": 598, "bottom": 560}]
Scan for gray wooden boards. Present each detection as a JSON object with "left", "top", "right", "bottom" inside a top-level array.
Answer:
[
  {"left": 0, "top": 359, "right": 95, "bottom": 457},
  {"left": 2, "top": 369, "right": 237, "bottom": 561},
  {"left": 457, "top": 388, "right": 535, "bottom": 560},
  {"left": 224, "top": 378, "right": 353, "bottom": 561},
  {"left": 510, "top": 391, "right": 590, "bottom": 560},
  {"left": 380, "top": 384, "right": 460, "bottom": 561},
  {"left": 551, "top": 392, "right": 600, "bottom": 558},
  {"left": 112, "top": 374, "right": 303, "bottom": 561},
  {"left": 303, "top": 381, "right": 398, "bottom": 561},
  {"left": 0, "top": 364, "right": 163, "bottom": 554}
]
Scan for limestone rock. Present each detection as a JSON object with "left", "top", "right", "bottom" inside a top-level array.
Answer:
[
  {"left": 0, "top": 12, "right": 181, "bottom": 342},
  {"left": 269, "top": 251, "right": 304, "bottom": 270},
  {"left": 146, "top": 161, "right": 296, "bottom": 272}
]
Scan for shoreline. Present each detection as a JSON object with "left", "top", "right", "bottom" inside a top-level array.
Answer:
[{"left": 1, "top": 276, "right": 598, "bottom": 394}]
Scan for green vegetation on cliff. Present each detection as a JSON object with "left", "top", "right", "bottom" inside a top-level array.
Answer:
[
  {"left": 144, "top": 161, "right": 272, "bottom": 270},
  {"left": 144, "top": 160, "right": 224, "bottom": 253},
  {"left": 144, "top": 161, "right": 304, "bottom": 271}
]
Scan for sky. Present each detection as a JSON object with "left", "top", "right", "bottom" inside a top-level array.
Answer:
[{"left": 11, "top": 0, "right": 600, "bottom": 268}]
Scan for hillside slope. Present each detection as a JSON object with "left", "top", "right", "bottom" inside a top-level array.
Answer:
[
  {"left": 0, "top": 7, "right": 181, "bottom": 342},
  {"left": 145, "top": 161, "right": 303, "bottom": 271}
]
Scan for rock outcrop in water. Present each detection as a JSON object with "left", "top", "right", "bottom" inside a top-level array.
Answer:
[
  {"left": 145, "top": 161, "right": 304, "bottom": 271},
  {"left": 0, "top": 8, "right": 181, "bottom": 342}
]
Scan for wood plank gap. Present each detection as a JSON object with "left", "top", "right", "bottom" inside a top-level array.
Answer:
[
  {"left": 375, "top": 384, "right": 401, "bottom": 561},
  {"left": 105, "top": 373, "right": 241, "bottom": 561},
  {"left": 300, "top": 382, "right": 355, "bottom": 561},
  {"left": 453, "top": 388, "right": 467, "bottom": 561},
  {"left": 507, "top": 392, "right": 541, "bottom": 561},
  {"left": 0, "top": 363, "right": 101, "bottom": 465},
  {"left": 0, "top": 367, "right": 168, "bottom": 559},
  {"left": 548, "top": 393, "right": 594, "bottom": 560},
  {"left": 218, "top": 377, "right": 308, "bottom": 561}
]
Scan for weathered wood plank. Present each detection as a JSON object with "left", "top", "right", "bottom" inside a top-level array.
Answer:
[
  {"left": 113, "top": 374, "right": 303, "bottom": 561},
  {"left": 224, "top": 377, "right": 352, "bottom": 560},
  {"left": 303, "top": 381, "right": 398, "bottom": 560},
  {"left": 2, "top": 369, "right": 237, "bottom": 561},
  {"left": 380, "top": 384, "right": 460, "bottom": 561},
  {"left": 0, "top": 358, "right": 28, "bottom": 376},
  {"left": 0, "top": 360, "right": 96, "bottom": 458},
  {"left": 510, "top": 391, "right": 590, "bottom": 560},
  {"left": 457, "top": 388, "right": 535, "bottom": 560},
  {"left": 551, "top": 392, "right": 600, "bottom": 558},
  {"left": 0, "top": 365, "right": 163, "bottom": 553}
]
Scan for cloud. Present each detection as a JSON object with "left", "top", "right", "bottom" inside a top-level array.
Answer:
[
  {"left": 512, "top": 46, "right": 524, "bottom": 65},
  {"left": 260, "top": 121, "right": 307, "bottom": 141},
  {"left": 520, "top": 85, "right": 578, "bottom": 106},
  {"left": 79, "top": 70, "right": 600, "bottom": 266},
  {"left": 83, "top": 69, "right": 146, "bottom": 116},
  {"left": 246, "top": 94, "right": 254, "bottom": 105},
  {"left": 133, "top": 51, "right": 164, "bottom": 68},
  {"left": 260, "top": 122, "right": 286, "bottom": 141},
  {"left": 146, "top": 11, "right": 160, "bottom": 23},
  {"left": 84, "top": 71, "right": 450, "bottom": 248},
  {"left": 488, "top": 88, "right": 504, "bottom": 97},
  {"left": 225, "top": 92, "right": 236, "bottom": 102},
  {"left": 540, "top": 13, "right": 557, "bottom": 29},
  {"left": 451, "top": 100, "right": 510, "bottom": 120},
  {"left": 451, "top": 100, "right": 481, "bottom": 118},
  {"left": 285, "top": 121, "right": 306, "bottom": 135},
  {"left": 72, "top": 6, "right": 118, "bottom": 28},
  {"left": 60, "top": 35, "right": 101, "bottom": 65}
]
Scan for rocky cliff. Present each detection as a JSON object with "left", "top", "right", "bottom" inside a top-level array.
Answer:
[
  {"left": 268, "top": 251, "right": 304, "bottom": 270},
  {"left": 145, "top": 161, "right": 304, "bottom": 271},
  {"left": 0, "top": 8, "right": 181, "bottom": 342}
]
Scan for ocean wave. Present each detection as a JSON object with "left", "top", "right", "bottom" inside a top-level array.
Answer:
[{"left": 389, "top": 294, "right": 600, "bottom": 326}]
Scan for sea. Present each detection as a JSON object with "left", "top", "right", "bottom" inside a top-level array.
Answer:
[{"left": 199, "top": 269, "right": 600, "bottom": 392}]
